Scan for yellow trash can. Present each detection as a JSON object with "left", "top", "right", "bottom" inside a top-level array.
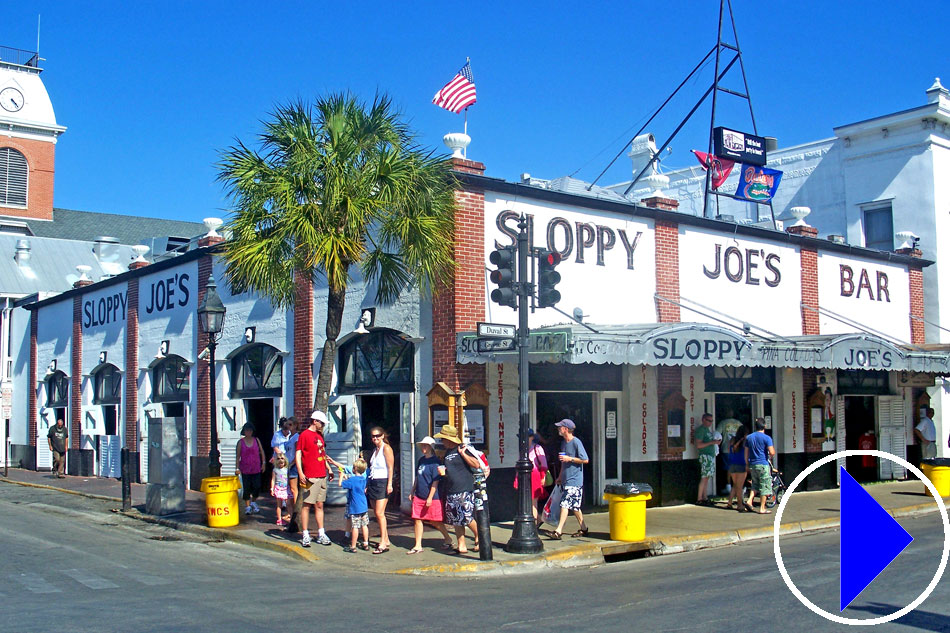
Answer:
[
  {"left": 604, "top": 489, "right": 653, "bottom": 542},
  {"left": 200, "top": 476, "right": 241, "bottom": 528},
  {"left": 921, "top": 460, "right": 950, "bottom": 498}
]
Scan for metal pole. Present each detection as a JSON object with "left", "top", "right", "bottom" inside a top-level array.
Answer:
[
  {"left": 506, "top": 214, "right": 543, "bottom": 554},
  {"left": 120, "top": 446, "right": 131, "bottom": 511},
  {"left": 4, "top": 419, "right": 9, "bottom": 478},
  {"left": 208, "top": 335, "right": 221, "bottom": 478},
  {"left": 703, "top": 0, "right": 726, "bottom": 219}
]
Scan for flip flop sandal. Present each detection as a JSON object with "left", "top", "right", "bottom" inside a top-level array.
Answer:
[
  {"left": 439, "top": 542, "right": 455, "bottom": 551},
  {"left": 406, "top": 548, "right": 423, "bottom": 555},
  {"left": 571, "top": 527, "right": 590, "bottom": 537},
  {"left": 454, "top": 548, "right": 469, "bottom": 555},
  {"left": 549, "top": 531, "right": 562, "bottom": 540},
  {"left": 372, "top": 546, "right": 390, "bottom": 554}
]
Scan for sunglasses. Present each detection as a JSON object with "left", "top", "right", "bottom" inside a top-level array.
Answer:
[{"left": 371, "top": 434, "right": 383, "bottom": 439}]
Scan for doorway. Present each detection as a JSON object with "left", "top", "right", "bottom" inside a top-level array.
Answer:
[
  {"left": 714, "top": 394, "right": 754, "bottom": 495},
  {"left": 246, "top": 398, "right": 275, "bottom": 482},
  {"left": 845, "top": 396, "right": 876, "bottom": 482},
  {"left": 359, "top": 394, "right": 402, "bottom": 502},
  {"left": 536, "top": 392, "right": 595, "bottom": 508}
]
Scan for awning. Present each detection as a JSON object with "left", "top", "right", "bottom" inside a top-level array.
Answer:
[{"left": 456, "top": 323, "right": 950, "bottom": 373}]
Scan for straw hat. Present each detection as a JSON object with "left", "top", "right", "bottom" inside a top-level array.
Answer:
[{"left": 433, "top": 424, "right": 463, "bottom": 444}]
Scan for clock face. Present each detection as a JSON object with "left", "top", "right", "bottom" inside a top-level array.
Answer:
[{"left": 1, "top": 87, "right": 24, "bottom": 112}]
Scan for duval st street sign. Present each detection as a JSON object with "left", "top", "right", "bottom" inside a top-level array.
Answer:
[{"left": 477, "top": 322, "right": 517, "bottom": 338}]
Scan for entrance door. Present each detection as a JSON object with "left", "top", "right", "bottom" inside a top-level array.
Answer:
[
  {"left": 595, "top": 392, "right": 623, "bottom": 504},
  {"left": 246, "top": 398, "right": 275, "bottom": 483},
  {"left": 36, "top": 408, "right": 55, "bottom": 470},
  {"left": 98, "top": 405, "right": 121, "bottom": 478},
  {"left": 536, "top": 392, "right": 594, "bottom": 507},
  {"left": 358, "top": 394, "right": 401, "bottom": 502},
  {"left": 844, "top": 396, "right": 876, "bottom": 482},
  {"left": 217, "top": 400, "right": 244, "bottom": 476},
  {"left": 876, "top": 396, "right": 906, "bottom": 480},
  {"left": 714, "top": 394, "right": 754, "bottom": 495}
]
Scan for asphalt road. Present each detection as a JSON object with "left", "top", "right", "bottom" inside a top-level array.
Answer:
[{"left": 1, "top": 483, "right": 948, "bottom": 633}]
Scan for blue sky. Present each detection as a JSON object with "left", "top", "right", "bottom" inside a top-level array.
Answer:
[{"left": 4, "top": 1, "right": 948, "bottom": 223}]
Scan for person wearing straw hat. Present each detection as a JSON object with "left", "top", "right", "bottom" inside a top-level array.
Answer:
[
  {"left": 407, "top": 436, "right": 454, "bottom": 554},
  {"left": 433, "top": 423, "right": 481, "bottom": 555}
]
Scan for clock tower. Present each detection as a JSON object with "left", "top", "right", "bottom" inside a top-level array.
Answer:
[{"left": 0, "top": 46, "right": 66, "bottom": 221}]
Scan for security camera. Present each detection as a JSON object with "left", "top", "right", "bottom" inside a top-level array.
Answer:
[{"left": 198, "top": 347, "right": 210, "bottom": 360}]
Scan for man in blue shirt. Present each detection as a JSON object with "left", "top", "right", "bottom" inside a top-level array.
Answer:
[
  {"left": 552, "top": 419, "right": 589, "bottom": 540},
  {"left": 744, "top": 418, "right": 776, "bottom": 515}
]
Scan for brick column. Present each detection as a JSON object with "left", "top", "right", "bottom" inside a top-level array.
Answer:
[
  {"left": 196, "top": 256, "right": 212, "bottom": 456},
  {"left": 431, "top": 159, "right": 487, "bottom": 391},
  {"left": 897, "top": 247, "right": 925, "bottom": 344},
  {"left": 125, "top": 278, "right": 139, "bottom": 445},
  {"left": 788, "top": 225, "right": 820, "bottom": 335},
  {"left": 71, "top": 297, "right": 82, "bottom": 450},
  {"left": 654, "top": 220, "right": 681, "bottom": 323},
  {"left": 293, "top": 272, "right": 314, "bottom": 417},
  {"left": 28, "top": 310, "right": 37, "bottom": 447}
]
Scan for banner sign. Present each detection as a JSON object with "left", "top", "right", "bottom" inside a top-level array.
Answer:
[
  {"left": 735, "top": 164, "right": 783, "bottom": 202},
  {"left": 713, "top": 127, "right": 767, "bottom": 166},
  {"left": 692, "top": 150, "right": 735, "bottom": 189}
]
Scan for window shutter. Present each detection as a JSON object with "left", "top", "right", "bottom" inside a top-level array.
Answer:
[
  {"left": 0, "top": 148, "right": 28, "bottom": 206},
  {"left": 836, "top": 395, "right": 846, "bottom": 485}
]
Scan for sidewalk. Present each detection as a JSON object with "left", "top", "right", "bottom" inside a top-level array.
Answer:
[{"left": 1, "top": 468, "right": 945, "bottom": 576}]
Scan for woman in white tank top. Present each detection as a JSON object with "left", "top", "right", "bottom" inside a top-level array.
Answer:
[{"left": 366, "top": 426, "right": 394, "bottom": 553}]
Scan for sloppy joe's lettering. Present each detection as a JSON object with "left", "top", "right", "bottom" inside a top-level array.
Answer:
[{"left": 703, "top": 243, "right": 781, "bottom": 287}]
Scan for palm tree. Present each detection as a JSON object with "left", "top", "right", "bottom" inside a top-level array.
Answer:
[{"left": 217, "top": 94, "right": 456, "bottom": 413}]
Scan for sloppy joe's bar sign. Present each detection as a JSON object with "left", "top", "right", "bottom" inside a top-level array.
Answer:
[
  {"left": 817, "top": 252, "right": 911, "bottom": 340},
  {"left": 483, "top": 194, "right": 656, "bottom": 327}
]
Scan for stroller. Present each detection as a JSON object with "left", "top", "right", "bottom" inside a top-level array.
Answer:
[{"left": 742, "top": 468, "right": 786, "bottom": 509}]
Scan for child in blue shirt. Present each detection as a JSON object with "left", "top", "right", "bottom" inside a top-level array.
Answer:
[{"left": 339, "top": 458, "right": 369, "bottom": 553}]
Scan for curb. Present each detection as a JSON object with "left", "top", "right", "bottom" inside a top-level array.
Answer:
[{"left": 3, "top": 475, "right": 944, "bottom": 576}]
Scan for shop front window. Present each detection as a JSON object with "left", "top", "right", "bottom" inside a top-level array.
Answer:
[
  {"left": 152, "top": 355, "right": 190, "bottom": 403},
  {"left": 837, "top": 369, "right": 889, "bottom": 395},
  {"left": 93, "top": 364, "right": 122, "bottom": 405},
  {"left": 704, "top": 366, "right": 776, "bottom": 393},
  {"left": 338, "top": 329, "right": 414, "bottom": 394},
  {"left": 45, "top": 370, "right": 69, "bottom": 408},
  {"left": 230, "top": 344, "right": 282, "bottom": 398}
]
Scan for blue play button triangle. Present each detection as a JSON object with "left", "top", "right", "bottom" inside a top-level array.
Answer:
[{"left": 840, "top": 467, "right": 913, "bottom": 611}]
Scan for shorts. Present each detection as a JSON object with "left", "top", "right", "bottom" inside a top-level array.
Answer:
[
  {"left": 750, "top": 464, "right": 773, "bottom": 495},
  {"left": 366, "top": 478, "right": 389, "bottom": 502},
  {"left": 288, "top": 465, "right": 298, "bottom": 479},
  {"left": 444, "top": 491, "right": 475, "bottom": 526},
  {"left": 241, "top": 473, "right": 262, "bottom": 500},
  {"left": 560, "top": 485, "right": 583, "bottom": 511},
  {"left": 350, "top": 513, "right": 369, "bottom": 529},
  {"left": 301, "top": 477, "right": 328, "bottom": 504},
  {"left": 727, "top": 464, "right": 747, "bottom": 474},
  {"left": 699, "top": 454, "right": 715, "bottom": 478},
  {"left": 922, "top": 442, "right": 937, "bottom": 460},
  {"left": 411, "top": 494, "right": 445, "bottom": 522}
]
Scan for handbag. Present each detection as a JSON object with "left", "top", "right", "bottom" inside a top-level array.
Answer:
[
  {"left": 542, "top": 484, "right": 563, "bottom": 526},
  {"left": 542, "top": 470, "right": 554, "bottom": 487}
]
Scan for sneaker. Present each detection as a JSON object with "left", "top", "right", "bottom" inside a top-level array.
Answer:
[
  {"left": 244, "top": 506, "right": 252, "bottom": 515},
  {"left": 316, "top": 534, "right": 331, "bottom": 546},
  {"left": 250, "top": 502, "right": 261, "bottom": 514},
  {"left": 277, "top": 519, "right": 284, "bottom": 526},
  {"left": 301, "top": 534, "right": 312, "bottom": 548}
]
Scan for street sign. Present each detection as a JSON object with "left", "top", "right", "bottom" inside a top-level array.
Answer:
[
  {"left": 477, "top": 322, "right": 517, "bottom": 338},
  {"left": 476, "top": 337, "right": 515, "bottom": 353}
]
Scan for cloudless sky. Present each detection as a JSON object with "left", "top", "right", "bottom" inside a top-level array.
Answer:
[{"left": 3, "top": 1, "right": 948, "bottom": 223}]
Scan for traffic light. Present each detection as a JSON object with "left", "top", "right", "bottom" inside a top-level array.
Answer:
[
  {"left": 489, "top": 246, "right": 517, "bottom": 309},
  {"left": 536, "top": 250, "right": 562, "bottom": 308}
]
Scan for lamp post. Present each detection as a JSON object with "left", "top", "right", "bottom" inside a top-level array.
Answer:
[{"left": 197, "top": 274, "right": 226, "bottom": 478}]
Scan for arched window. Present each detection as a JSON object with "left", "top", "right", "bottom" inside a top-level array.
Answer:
[
  {"left": 0, "top": 147, "right": 28, "bottom": 207},
  {"left": 93, "top": 363, "right": 122, "bottom": 405},
  {"left": 152, "top": 355, "right": 190, "bottom": 403},
  {"left": 338, "top": 329, "right": 414, "bottom": 394},
  {"left": 45, "top": 370, "right": 69, "bottom": 408},
  {"left": 230, "top": 344, "right": 282, "bottom": 398}
]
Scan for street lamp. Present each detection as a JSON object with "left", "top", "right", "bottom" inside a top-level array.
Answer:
[{"left": 197, "top": 274, "right": 226, "bottom": 477}]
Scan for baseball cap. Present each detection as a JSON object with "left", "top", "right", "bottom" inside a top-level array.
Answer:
[
  {"left": 555, "top": 419, "right": 576, "bottom": 430},
  {"left": 310, "top": 410, "right": 328, "bottom": 425}
]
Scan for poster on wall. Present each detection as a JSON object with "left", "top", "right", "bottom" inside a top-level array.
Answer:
[{"left": 464, "top": 409, "right": 485, "bottom": 445}]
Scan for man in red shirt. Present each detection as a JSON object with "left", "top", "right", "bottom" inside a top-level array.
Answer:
[{"left": 295, "top": 410, "right": 340, "bottom": 547}]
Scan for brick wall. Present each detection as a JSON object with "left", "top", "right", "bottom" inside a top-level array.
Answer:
[
  {"left": 432, "top": 161, "right": 487, "bottom": 390},
  {"left": 293, "top": 272, "right": 314, "bottom": 417},
  {"left": 909, "top": 266, "right": 925, "bottom": 344},
  {"left": 28, "top": 310, "right": 37, "bottom": 447},
  {"left": 195, "top": 256, "right": 212, "bottom": 455},
  {"left": 657, "top": 365, "right": 682, "bottom": 461},
  {"left": 0, "top": 137, "right": 55, "bottom": 221},
  {"left": 71, "top": 297, "right": 82, "bottom": 449},
  {"left": 799, "top": 247, "right": 820, "bottom": 335},
  {"left": 125, "top": 278, "right": 139, "bottom": 444},
  {"left": 654, "top": 220, "right": 681, "bottom": 322}
]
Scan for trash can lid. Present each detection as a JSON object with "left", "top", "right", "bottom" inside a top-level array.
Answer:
[
  {"left": 922, "top": 458, "right": 950, "bottom": 467},
  {"left": 604, "top": 482, "right": 654, "bottom": 496}
]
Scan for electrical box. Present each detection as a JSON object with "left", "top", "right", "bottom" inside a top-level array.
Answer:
[{"left": 146, "top": 417, "right": 185, "bottom": 515}]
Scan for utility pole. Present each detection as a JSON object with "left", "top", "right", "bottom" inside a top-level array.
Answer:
[{"left": 505, "top": 214, "right": 544, "bottom": 554}]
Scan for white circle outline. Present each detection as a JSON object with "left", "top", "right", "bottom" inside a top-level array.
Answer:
[{"left": 773, "top": 450, "right": 949, "bottom": 626}]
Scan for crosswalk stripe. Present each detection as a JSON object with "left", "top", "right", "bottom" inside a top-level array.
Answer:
[
  {"left": 11, "top": 573, "right": 61, "bottom": 594},
  {"left": 62, "top": 569, "right": 119, "bottom": 590}
]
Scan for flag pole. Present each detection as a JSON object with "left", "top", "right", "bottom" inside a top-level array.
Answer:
[{"left": 463, "top": 107, "right": 468, "bottom": 158}]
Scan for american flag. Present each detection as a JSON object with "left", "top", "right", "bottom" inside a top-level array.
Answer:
[{"left": 432, "top": 62, "right": 477, "bottom": 114}]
